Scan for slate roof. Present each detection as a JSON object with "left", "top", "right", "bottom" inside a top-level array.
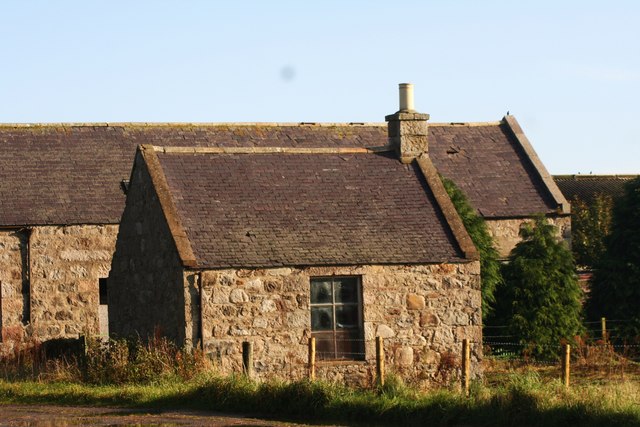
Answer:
[
  {"left": 0, "top": 124, "right": 383, "bottom": 226},
  {"left": 430, "top": 123, "right": 559, "bottom": 218},
  {"left": 0, "top": 119, "right": 560, "bottom": 226},
  {"left": 150, "top": 149, "right": 465, "bottom": 268},
  {"left": 554, "top": 175, "right": 638, "bottom": 203}
]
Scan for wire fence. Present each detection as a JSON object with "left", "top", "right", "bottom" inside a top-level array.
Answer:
[
  {"left": 482, "top": 318, "right": 640, "bottom": 385},
  {"left": 309, "top": 336, "right": 367, "bottom": 360}
]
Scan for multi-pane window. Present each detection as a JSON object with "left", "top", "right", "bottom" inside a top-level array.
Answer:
[{"left": 310, "top": 276, "right": 364, "bottom": 360}]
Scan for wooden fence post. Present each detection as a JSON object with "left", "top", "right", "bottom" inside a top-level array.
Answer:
[
  {"left": 308, "top": 337, "right": 316, "bottom": 381},
  {"left": 601, "top": 317, "right": 607, "bottom": 343},
  {"left": 462, "top": 339, "right": 470, "bottom": 396},
  {"left": 561, "top": 343, "right": 570, "bottom": 388},
  {"left": 80, "top": 335, "right": 88, "bottom": 356},
  {"left": 242, "top": 341, "right": 253, "bottom": 378},
  {"left": 376, "top": 336, "right": 385, "bottom": 387}
]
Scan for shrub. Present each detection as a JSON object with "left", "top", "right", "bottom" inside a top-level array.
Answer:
[
  {"left": 493, "top": 215, "right": 584, "bottom": 359},
  {"left": 441, "top": 176, "right": 503, "bottom": 319},
  {"left": 570, "top": 194, "right": 614, "bottom": 269},
  {"left": 588, "top": 177, "right": 640, "bottom": 342}
]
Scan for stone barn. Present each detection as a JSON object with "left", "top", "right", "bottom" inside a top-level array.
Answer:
[
  {"left": 554, "top": 174, "right": 638, "bottom": 204},
  {"left": 430, "top": 115, "right": 570, "bottom": 258},
  {"left": 0, "top": 84, "right": 568, "bottom": 354},
  {"left": 108, "top": 125, "right": 483, "bottom": 385}
]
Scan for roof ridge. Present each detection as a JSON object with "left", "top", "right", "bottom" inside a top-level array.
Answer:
[
  {"left": 0, "top": 122, "right": 385, "bottom": 128},
  {"left": 0, "top": 120, "right": 503, "bottom": 128},
  {"left": 152, "top": 145, "right": 394, "bottom": 155},
  {"left": 554, "top": 174, "right": 639, "bottom": 179},
  {"left": 431, "top": 121, "right": 502, "bottom": 127}
]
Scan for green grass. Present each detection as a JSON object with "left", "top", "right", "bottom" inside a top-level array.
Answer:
[
  {"left": 1, "top": 372, "right": 639, "bottom": 426},
  {"left": 2, "top": 337, "right": 639, "bottom": 426}
]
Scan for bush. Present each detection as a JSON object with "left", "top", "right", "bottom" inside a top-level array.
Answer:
[
  {"left": 570, "top": 194, "right": 614, "bottom": 269},
  {"left": 588, "top": 177, "right": 640, "bottom": 342},
  {"left": 441, "top": 176, "right": 503, "bottom": 319},
  {"left": 493, "top": 216, "right": 584, "bottom": 359}
]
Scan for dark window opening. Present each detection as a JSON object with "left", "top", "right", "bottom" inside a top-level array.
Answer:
[
  {"left": 120, "top": 179, "right": 131, "bottom": 195},
  {"left": 99, "top": 278, "right": 108, "bottom": 305},
  {"left": 310, "top": 276, "right": 364, "bottom": 361}
]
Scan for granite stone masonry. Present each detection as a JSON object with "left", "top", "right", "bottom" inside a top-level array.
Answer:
[
  {"left": 108, "top": 154, "right": 189, "bottom": 345},
  {"left": 1, "top": 92, "right": 570, "bottom": 359},
  {"left": 108, "top": 141, "right": 482, "bottom": 387},
  {"left": 0, "top": 230, "right": 27, "bottom": 343},
  {"left": 194, "top": 263, "right": 481, "bottom": 387},
  {"left": 0, "top": 225, "right": 116, "bottom": 351},
  {"left": 486, "top": 216, "right": 571, "bottom": 258}
]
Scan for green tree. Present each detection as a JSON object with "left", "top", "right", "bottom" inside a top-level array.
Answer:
[
  {"left": 440, "top": 176, "right": 502, "bottom": 320},
  {"left": 588, "top": 177, "right": 640, "bottom": 341},
  {"left": 494, "top": 215, "right": 583, "bottom": 358},
  {"left": 570, "top": 194, "right": 614, "bottom": 269}
]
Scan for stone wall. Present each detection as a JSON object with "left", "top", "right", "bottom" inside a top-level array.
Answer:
[
  {"left": 108, "top": 153, "right": 188, "bottom": 344},
  {"left": 486, "top": 215, "right": 571, "bottom": 258},
  {"left": 0, "top": 230, "right": 28, "bottom": 343},
  {"left": 0, "top": 225, "right": 118, "bottom": 350},
  {"left": 30, "top": 225, "right": 117, "bottom": 340},
  {"left": 194, "top": 262, "right": 481, "bottom": 388}
]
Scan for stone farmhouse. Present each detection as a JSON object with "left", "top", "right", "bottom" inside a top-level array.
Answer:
[
  {"left": 0, "top": 85, "right": 569, "bottom": 363},
  {"left": 108, "top": 140, "right": 482, "bottom": 384},
  {"left": 107, "top": 88, "right": 568, "bottom": 384}
]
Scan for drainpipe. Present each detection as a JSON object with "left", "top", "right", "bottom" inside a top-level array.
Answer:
[
  {"left": 197, "top": 272, "right": 204, "bottom": 351},
  {"left": 20, "top": 227, "right": 33, "bottom": 325}
]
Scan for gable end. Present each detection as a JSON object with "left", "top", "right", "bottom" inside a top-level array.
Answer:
[
  {"left": 138, "top": 145, "right": 197, "bottom": 267},
  {"left": 502, "top": 116, "right": 570, "bottom": 215}
]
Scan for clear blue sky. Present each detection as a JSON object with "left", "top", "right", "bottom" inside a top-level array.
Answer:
[{"left": 2, "top": 1, "right": 638, "bottom": 174}]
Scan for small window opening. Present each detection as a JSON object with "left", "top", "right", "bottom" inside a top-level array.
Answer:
[
  {"left": 120, "top": 179, "right": 131, "bottom": 195},
  {"left": 99, "top": 278, "right": 108, "bottom": 305},
  {"left": 98, "top": 278, "right": 109, "bottom": 338}
]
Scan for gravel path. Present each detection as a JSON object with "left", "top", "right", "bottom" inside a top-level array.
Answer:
[{"left": 0, "top": 404, "right": 334, "bottom": 426}]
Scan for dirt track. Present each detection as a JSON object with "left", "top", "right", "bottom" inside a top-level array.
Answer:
[{"left": 0, "top": 404, "right": 331, "bottom": 426}]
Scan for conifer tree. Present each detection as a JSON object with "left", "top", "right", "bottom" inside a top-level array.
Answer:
[
  {"left": 495, "top": 215, "right": 583, "bottom": 358},
  {"left": 441, "top": 177, "right": 502, "bottom": 320},
  {"left": 588, "top": 177, "right": 640, "bottom": 341},
  {"left": 570, "top": 194, "right": 614, "bottom": 269}
]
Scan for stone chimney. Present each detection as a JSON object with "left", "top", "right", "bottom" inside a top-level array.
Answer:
[{"left": 385, "top": 83, "right": 430, "bottom": 164}]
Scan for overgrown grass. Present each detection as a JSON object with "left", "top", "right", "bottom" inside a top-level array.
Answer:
[
  {"left": 1, "top": 372, "right": 639, "bottom": 426},
  {"left": 1, "top": 338, "right": 639, "bottom": 426},
  {"left": 0, "top": 335, "right": 212, "bottom": 385}
]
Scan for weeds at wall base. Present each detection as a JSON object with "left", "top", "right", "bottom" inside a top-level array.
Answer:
[
  {"left": 0, "top": 335, "right": 214, "bottom": 385},
  {"left": 1, "top": 339, "right": 639, "bottom": 426}
]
